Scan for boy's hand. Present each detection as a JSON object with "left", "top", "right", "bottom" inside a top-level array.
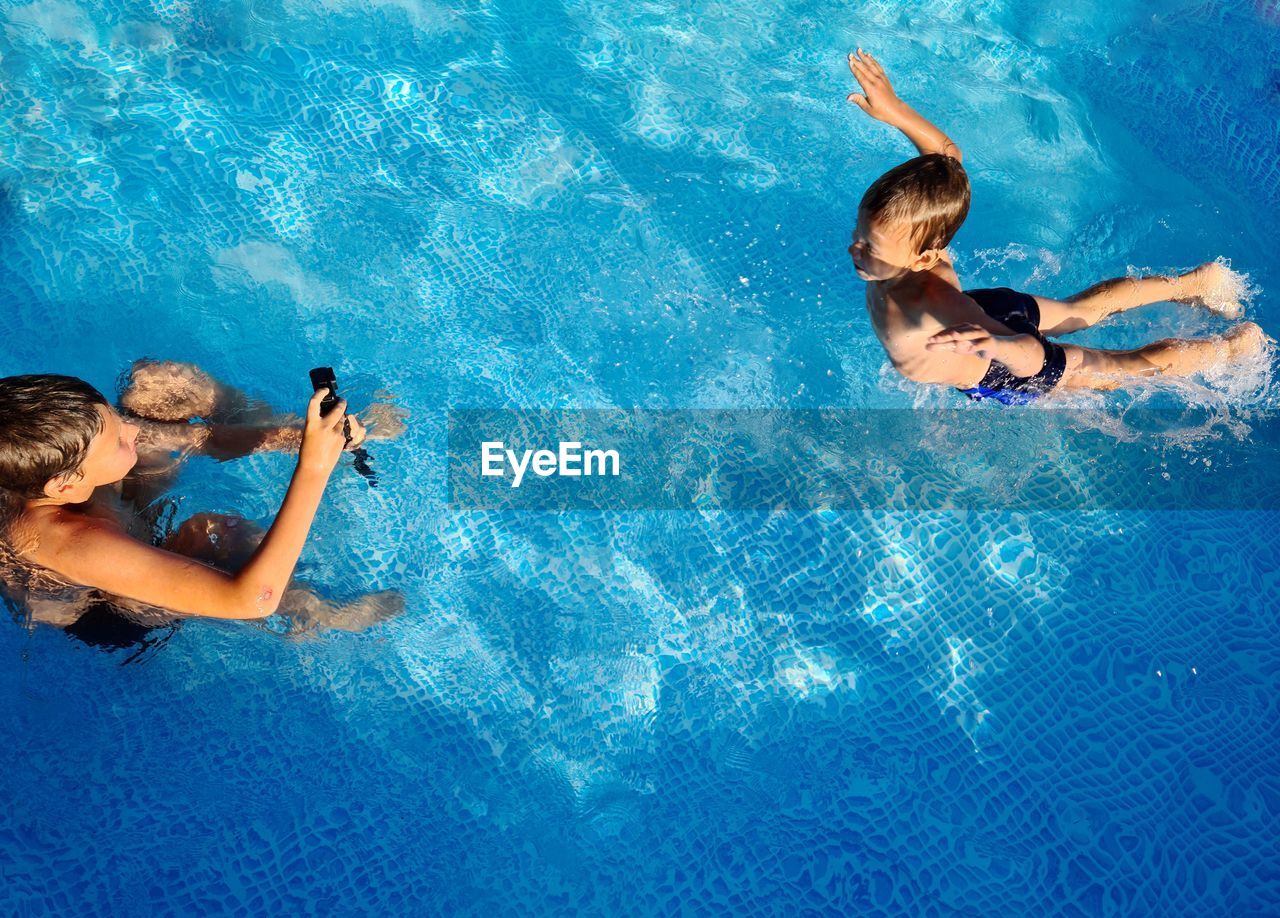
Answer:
[
  {"left": 343, "top": 415, "right": 369, "bottom": 450},
  {"left": 926, "top": 324, "right": 1000, "bottom": 359},
  {"left": 299, "top": 389, "right": 357, "bottom": 474},
  {"left": 927, "top": 326, "right": 1045, "bottom": 376},
  {"left": 847, "top": 49, "right": 906, "bottom": 122}
]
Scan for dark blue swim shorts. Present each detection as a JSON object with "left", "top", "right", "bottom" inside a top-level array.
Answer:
[{"left": 957, "top": 287, "right": 1067, "bottom": 406}]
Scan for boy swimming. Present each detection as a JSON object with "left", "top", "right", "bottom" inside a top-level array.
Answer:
[
  {"left": 844, "top": 49, "right": 1267, "bottom": 404},
  {"left": 0, "top": 361, "right": 404, "bottom": 634}
]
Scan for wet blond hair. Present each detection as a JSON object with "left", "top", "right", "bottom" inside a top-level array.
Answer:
[{"left": 859, "top": 153, "right": 971, "bottom": 253}]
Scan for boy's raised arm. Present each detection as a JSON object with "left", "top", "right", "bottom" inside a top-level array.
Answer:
[{"left": 846, "top": 49, "right": 963, "bottom": 163}]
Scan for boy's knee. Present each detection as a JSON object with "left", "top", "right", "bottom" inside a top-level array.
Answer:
[
  {"left": 1141, "top": 339, "right": 1188, "bottom": 372},
  {"left": 166, "top": 513, "right": 263, "bottom": 568},
  {"left": 120, "top": 360, "right": 220, "bottom": 422},
  {"left": 1059, "top": 345, "right": 1110, "bottom": 387}
]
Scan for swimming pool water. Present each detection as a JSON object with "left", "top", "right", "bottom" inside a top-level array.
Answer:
[{"left": 1, "top": 0, "right": 1278, "bottom": 914}]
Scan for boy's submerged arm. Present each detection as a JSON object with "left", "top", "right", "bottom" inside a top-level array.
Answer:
[
  {"left": 201, "top": 402, "right": 407, "bottom": 458},
  {"left": 846, "top": 50, "right": 963, "bottom": 162},
  {"left": 199, "top": 423, "right": 302, "bottom": 459},
  {"left": 137, "top": 403, "right": 403, "bottom": 463}
]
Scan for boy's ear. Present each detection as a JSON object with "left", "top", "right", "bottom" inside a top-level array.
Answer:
[
  {"left": 912, "top": 248, "right": 944, "bottom": 272},
  {"left": 42, "top": 473, "right": 78, "bottom": 500}
]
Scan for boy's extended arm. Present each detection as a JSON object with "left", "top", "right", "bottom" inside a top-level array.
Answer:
[
  {"left": 925, "top": 325, "right": 1045, "bottom": 381},
  {"left": 921, "top": 287, "right": 1047, "bottom": 383},
  {"left": 34, "top": 390, "right": 358, "bottom": 620},
  {"left": 847, "top": 49, "right": 963, "bottom": 162}
]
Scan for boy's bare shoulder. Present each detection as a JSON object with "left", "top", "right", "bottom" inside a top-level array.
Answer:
[
  {"left": 880, "top": 271, "right": 966, "bottom": 319},
  {"left": 3, "top": 511, "right": 40, "bottom": 558},
  {"left": 887, "top": 271, "right": 980, "bottom": 323},
  {"left": 11, "top": 505, "right": 117, "bottom": 566}
]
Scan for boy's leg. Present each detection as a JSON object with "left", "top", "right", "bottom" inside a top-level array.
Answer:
[
  {"left": 122, "top": 360, "right": 307, "bottom": 462},
  {"left": 165, "top": 512, "right": 404, "bottom": 633},
  {"left": 1057, "top": 322, "right": 1265, "bottom": 390},
  {"left": 1035, "top": 262, "right": 1242, "bottom": 337},
  {"left": 122, "top": 360, "right": 405, "bottom": 442},
  {"left": 164, "top": 512, "right": 266, "bottom": 568}
]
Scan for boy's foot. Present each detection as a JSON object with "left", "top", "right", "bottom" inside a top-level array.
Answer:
[
  {"left": 286, "top": 590, "right": 406, "bottom": 634},
  {"left": 1173, "top": 261, "right": 1246, "bottom": 318},
  {"left": 327, "top": 590, "right": 406, "bottom": 632},
  {"left": 1223, "top": 321, "right": 1266, "bottom": 360},
  {"left": 359, "top": 401, "right": 410, "bottom": 441}
]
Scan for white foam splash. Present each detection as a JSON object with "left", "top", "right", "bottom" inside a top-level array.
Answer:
[{"left": 1197, "top": 256, "right": 1258, "bottom": 319}]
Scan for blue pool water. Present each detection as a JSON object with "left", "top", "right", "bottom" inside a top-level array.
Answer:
[{"left": 2, "top": 0, "right": 1279, "bottom": 914}]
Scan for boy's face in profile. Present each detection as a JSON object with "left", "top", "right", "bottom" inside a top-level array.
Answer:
[
  {"left": 849, "top": 209, "right": 921, "bottom": 281},
  {"left": 43, "top": 406, "right": 140, "bottom": 503}
]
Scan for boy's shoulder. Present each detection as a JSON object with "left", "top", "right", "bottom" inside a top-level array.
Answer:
[
  {"left": 6, "top": 507, "right": 46, "bottom": 556},
  {"left": 9, "top": 503, "right": 114, "bottom": 566},
  {"left": 882, "top": 268, "right": 968, "bottom": 316}
]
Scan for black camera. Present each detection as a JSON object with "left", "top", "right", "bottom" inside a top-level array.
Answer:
[
  {"left": 309, "top": 366, "right": 377, "bottom": 488},
  {"left": 309, "top": 366, "right": 342, "bottom": 417}
]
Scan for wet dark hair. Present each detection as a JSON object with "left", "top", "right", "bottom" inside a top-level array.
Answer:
[
  {"left": 0, "top": 374, "right": 109, "bottom": 500},
  {"left": 859, "top": 153, "right": 971, "bottom": 252}
]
